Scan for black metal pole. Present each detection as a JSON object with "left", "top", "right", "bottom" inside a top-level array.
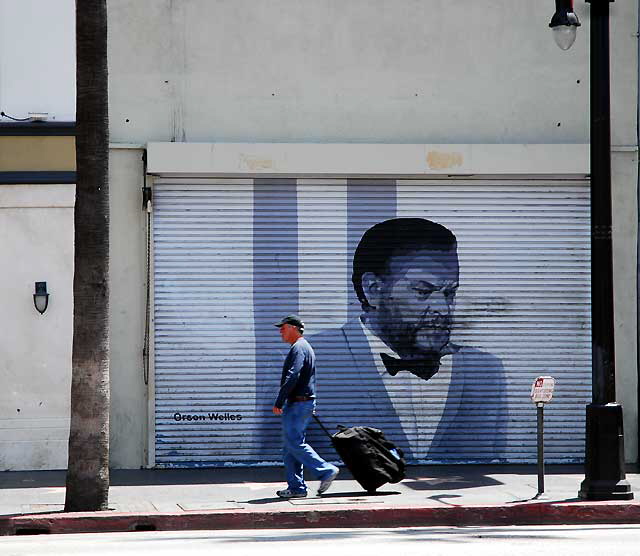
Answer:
[
  {"left": 537, "top": 403, "right": 545, "bottom": 496},
  {"left": 578, "top": 0, "right": 633, "bottom": 501},
  {"left": 589, "top": 0, "right": 614, "bottom": 406}
]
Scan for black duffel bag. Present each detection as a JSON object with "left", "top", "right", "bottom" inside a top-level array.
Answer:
[{"left": 314, "top": 415, "right": 405, "bottom": 493}]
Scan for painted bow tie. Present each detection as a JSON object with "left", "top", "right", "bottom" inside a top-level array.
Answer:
[{"left": 379, "top": 353, "right": 440, "bottom": 381}]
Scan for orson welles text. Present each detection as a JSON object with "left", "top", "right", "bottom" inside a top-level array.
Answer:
[{"left": 173, "top": 412, "right": 243, "bottom": 422}]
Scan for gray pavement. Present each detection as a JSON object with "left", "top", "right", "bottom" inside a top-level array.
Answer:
[
  {"left": 0, "top": 465, "right": 599, "bottom": 514},
  {"left": 1, "top": 465, "right": 639, "bottom": 534},
  {"left": 4, "top": 525, "right": 640, "bottom": 556}
]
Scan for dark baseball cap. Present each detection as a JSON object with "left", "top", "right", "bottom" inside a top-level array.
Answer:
[{"left": 274, "top": 314, "right": 304, "bottom": 330}]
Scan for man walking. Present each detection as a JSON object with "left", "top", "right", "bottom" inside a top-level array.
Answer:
[{"left": 273, "top": 315, "right": 339, "bottom": 498}]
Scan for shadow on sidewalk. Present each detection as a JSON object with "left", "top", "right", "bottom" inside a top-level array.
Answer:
[
  {"left": 402, "top": 465, "right": 502, "bottom": 491},
  {"left": 0, "top": 468, "right": 284, "bottom": 489},
  {"left": 401, "top": 464, "right": 588, "bottom": 493},
  {"left": 0, "top": 464, "right": 598, "bottom": 491},
  {"left": 244, "top": 490, "right": 401, "bottom": 505}
]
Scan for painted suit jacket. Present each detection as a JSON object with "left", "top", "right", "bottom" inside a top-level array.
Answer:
[{"left": 306, "top": 319, "right": 509, "bottom": 463}]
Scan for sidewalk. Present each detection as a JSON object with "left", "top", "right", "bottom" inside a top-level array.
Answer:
[{"left": 1, "top": 465, "right": 639, "bottom": 535}]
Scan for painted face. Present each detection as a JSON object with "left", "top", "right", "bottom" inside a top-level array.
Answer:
[{"left": 364, "top": 248, "right": 459, "bottom": 359}]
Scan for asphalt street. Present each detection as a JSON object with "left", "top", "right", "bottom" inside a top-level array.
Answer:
[{"left": 2, "top": 525, "right": 640, "bottom": 556}]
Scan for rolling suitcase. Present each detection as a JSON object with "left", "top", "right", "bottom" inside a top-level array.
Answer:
[{"left": 313, "top": 414, "right": 405, "bottom": 493}]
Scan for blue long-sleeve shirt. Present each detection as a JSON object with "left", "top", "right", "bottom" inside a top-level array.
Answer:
[{"left": 274, "top": 338, "right": 316, "bottom": 409}]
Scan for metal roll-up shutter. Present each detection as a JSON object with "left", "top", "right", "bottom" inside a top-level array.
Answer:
[{"left": 152, "top": 176, "right": 590, "bottom": 467}]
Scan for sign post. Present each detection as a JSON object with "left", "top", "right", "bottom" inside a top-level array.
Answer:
[
  {"left": 536, "top": 401, "right": 545, "bottom": 495},
  {"left": 531, "top": 376, "right": 556, "bottom": 497}
]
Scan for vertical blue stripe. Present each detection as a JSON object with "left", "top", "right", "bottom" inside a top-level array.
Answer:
[
  {"left": 346, "top": 179, "right": 397, "bottom": 320},
  {"left": 253, "top": 179, "right": 299, "bottom": 459}
]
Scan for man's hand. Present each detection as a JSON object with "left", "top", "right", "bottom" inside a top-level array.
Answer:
[{"left": 272, "top": 406, "right": 283, "bottom": 415}]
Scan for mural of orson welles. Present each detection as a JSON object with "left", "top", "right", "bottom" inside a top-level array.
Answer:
[{"left": 310, "top": 217, "right": 508, "bottom": 463}]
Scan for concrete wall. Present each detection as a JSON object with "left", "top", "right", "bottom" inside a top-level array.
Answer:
[
  {"left": 104, "top": 0, "right": 639, "bottom": 468},
  {"left": 0, "top": 184, "right": 74, "bottom": 470},
  {"left": 109, "top": 147, "right": 148, "bottom": 468},
  {"left": 612, "top": 150, "right": 639, "bottom": 462},
  {"left": 0, "top": 0, "right": 75, "bottom": 121},
  {"left": 108, "top": 0, "right": 636, "bottom": 147},
  {"left": 0, "top": 0, "right": 76, "bottom": 471},
  {"left": 0, "top": 152, "right": 149, "bottom": 472}
]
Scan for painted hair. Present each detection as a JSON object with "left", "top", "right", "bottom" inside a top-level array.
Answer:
[{"left": 352, "top": 218, "right": 457, "bottom": 309}]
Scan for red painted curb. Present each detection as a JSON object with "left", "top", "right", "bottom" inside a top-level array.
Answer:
[{"left": 2, "top": 502, "right": 640, "bottom": 536}]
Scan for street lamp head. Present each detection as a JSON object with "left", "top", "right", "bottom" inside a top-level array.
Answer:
[{"left": 549, "top": 0, "right": 581, "bottom": 50}]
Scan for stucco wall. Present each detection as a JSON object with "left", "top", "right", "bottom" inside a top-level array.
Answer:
[
  {"left": 0, "top": 184, "right": 74, "bottom": 470},
  {"left": 612, "top": 151, "right": 639, "bottom": 462},
  {"left": 108, "top": 0, "right": 636, "bottom": 147},
  {"left": 109, "top": 148, "right": 148, "bottom": 468}
]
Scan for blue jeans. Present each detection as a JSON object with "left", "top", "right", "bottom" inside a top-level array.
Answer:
[{"left": 282, "top": 400, "right": 337, "bottom": 493}]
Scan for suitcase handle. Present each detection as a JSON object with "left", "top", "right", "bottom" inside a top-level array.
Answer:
[{"left": 312, "top": 413, "right": 334, "bottom": 439}]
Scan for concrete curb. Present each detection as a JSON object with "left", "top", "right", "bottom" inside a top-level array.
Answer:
[{"left": 2, "top": 501, "right": 640, "bottom": 536}]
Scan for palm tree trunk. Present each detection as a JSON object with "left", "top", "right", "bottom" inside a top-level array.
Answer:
[{"left": 64, "top": 0, "right": 110, "bottom": 512}]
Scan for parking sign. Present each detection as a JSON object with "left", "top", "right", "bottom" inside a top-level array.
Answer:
[{"left": 531, "top": 376, "right": 555, "bottom": 404}]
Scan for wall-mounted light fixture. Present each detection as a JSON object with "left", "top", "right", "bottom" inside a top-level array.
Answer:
[{"left": 33, "top": 282, "right": 49, "bottom": 315}]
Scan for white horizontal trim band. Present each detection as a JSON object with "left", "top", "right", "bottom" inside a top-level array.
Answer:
[{"left": 147, "top": 143, "right": 590, "bottom": 176}]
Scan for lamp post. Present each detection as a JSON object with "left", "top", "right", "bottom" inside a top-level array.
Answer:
[{"left": 549, "top": 0, "right": 633, "bottom": 500}]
